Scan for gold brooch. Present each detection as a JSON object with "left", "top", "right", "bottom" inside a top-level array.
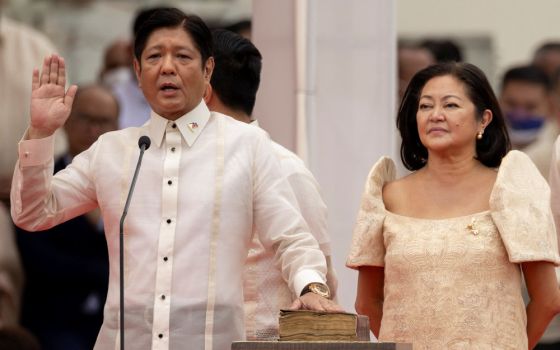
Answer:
[{"left": 467, "top": 217, "right": 479, "bottom": 235}]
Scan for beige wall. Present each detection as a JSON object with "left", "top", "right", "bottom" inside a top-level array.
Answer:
[{"left": 398, "top": 0, "right": 560, "bottom": 85}]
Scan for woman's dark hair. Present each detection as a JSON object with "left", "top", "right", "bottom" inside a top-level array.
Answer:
[
  {"left": 397, "top": 62, "right": 511, "bottom": 170},
  {"left": 134, "top": 7, "right": 213, "bottom": 68}
]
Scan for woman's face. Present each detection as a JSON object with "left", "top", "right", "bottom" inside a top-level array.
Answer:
[{"left": 416, "top": 75, "right": 491, "bottom": 156}]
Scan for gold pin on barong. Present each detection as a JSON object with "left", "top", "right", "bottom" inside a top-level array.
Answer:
[{"left": 467, "top": 217, "right": 479, "bottom": 235}]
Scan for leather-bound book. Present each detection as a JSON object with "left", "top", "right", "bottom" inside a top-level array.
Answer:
[{"left": 278, "top": 310, "right": 370, "bottom": 342}]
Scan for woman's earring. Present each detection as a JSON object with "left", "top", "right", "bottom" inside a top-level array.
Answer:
[{"left": 477, "top": 130, "right": 484, "bottom": 140}]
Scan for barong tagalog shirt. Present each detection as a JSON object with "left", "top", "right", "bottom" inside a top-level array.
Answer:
[{"left": 11, "top": 100, "right": 327, "bottom": 350}]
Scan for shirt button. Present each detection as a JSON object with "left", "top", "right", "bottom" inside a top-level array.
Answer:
[
  {"left": 161, "top": 294, "right": 166, "bottom": 300},
  {"left": 171, "top": 147, "right": 176, "bottom": 152},
  {"left": 166, "top": 219, "right": 172, "bottom": 224},
  {"left": 158, "top": 333, "right": 163, "bottom": 339},
  {"left": 24, "top": 151, "right": 30, "bottom": 158},
  {"left": 168, "top": 180, "right": 172, "bottom": 185},
  {"left": 163, "top": 257, "right": 168, "bottom": 262},
  {"left": 172, "top": 123, "right": 177, "bottom": 129}
]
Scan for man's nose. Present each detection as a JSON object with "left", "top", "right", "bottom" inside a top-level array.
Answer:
[{"left": 161, "top": 55, "right": 176, "bottom": 74}]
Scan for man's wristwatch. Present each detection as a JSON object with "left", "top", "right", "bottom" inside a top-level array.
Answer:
[{"left": 300, "top": 282, "right": 331, "bottom": 299}]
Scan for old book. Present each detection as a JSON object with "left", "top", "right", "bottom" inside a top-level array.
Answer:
[{"left": 278, "top": 310, "right": 370, "bottom": 342}]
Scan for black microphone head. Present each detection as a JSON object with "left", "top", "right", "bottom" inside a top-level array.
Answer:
[{"left": 138, "top": 135, "right": 151, "bottom": 150}]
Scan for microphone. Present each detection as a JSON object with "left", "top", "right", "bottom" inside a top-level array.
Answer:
[{"left": 119, "top": 135, "right": 151, "bottom": 350}]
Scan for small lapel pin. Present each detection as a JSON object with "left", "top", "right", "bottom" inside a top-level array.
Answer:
[{"left": 467, "top": 217, "right": 479, "bottom": 235}]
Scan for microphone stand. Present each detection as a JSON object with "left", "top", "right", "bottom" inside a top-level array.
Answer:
[{"left": 119, "top": 136, "right": 151, "bottom": 350}]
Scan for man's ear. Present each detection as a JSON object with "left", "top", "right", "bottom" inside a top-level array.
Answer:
[
  {"left": 203, "top": 83, "right": 213, "bottom": 105},
  {"left": 133, "top": 58, "right": 142, "bottom": 87},
  {"left": 204, "top": 57, "right": 215, "bottom": 82}
]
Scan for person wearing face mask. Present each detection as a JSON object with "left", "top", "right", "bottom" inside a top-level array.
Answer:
[{"left": 499, "top": 65, "right": 556, "bottom": 178}]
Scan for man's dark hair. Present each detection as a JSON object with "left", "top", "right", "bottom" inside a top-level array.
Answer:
[
  {"left": 134, "top": 7, "right": 213, "bottom": 67},
  {"left": 420, "top": 39, "right": 463, "bottom": 63},
  {"left": 132, "top": 6, "right": 168, "bottom": 36},
  {"left": 398, "top": 62, "right": 511, "bottom": 170},
  {"left": 534, "top": 42, "right": 560, "bottom": 57},
  {"left": 210, "top": 29, "right": 262, "bottom": 115},
  {"left": 223, "top": 19, "right": 252, "bottom": 36},
  {"left": 501, "top": 65, "right": 552, "bottom": 92}
]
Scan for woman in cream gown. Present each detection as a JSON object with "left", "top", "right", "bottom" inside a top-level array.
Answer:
[{"left": 347, "top": 62, "right": 560, "bottom": 350}]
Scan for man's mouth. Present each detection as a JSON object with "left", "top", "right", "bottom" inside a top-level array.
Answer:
[{"left": 160, "top": 83, "right": 179, "bottom": 91}]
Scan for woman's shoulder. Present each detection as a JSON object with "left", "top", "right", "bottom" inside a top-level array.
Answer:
[{"left": 494, "top": 150, "right": 546, "bottom": 191}]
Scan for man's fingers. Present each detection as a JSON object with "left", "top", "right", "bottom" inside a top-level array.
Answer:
[
  {"left": 49, "top": 55, "right": 59, "bottom": 85},
  {"left": 289, "top": 298, "right": 302, "bottom": 310},
  {"left": 64, "top": 85, "right": 78, "bottom": 108},
  {"left": 57, "top": 56, "right": 66, "bottom": 87},
  {"left": 40, "top": 55, "right": 51, "bottom": 85}
]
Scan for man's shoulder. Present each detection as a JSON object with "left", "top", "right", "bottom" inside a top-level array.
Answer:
[
  {"left": 212, "top": 112, "right": 269, "bottom": 139},
  {"left": 271, "top": 141, "right": 316, "bottom": 178}
]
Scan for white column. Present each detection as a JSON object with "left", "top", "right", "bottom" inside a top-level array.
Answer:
[{"left": 253, "top": 0, "right": 396, "bottom": 312}]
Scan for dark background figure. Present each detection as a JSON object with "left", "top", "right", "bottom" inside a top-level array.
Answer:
[
  {"left": 420, "top": 38, "right": 463, "bottom": 62},
  {"left": 0, "top": 326, "right": 41, "bottom": 350},
  {"left": 397, "top": 41, "right": 435, "bottom": 103},
  {"left": 15, "top": 85, "right": 118, "bottom": 350},
  {"left": 499, "top": 65, "right": 556, "bottom": 177},
  {"left": 533, "top": 42, "right": 560, "bottom": 81},
  {"left": 222, "top": 19, "right": 251, "bottom": 39}
]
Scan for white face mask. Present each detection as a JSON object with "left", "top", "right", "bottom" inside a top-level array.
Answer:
[{"left": 101, "top": 67, "right": 132, "bottom": 89}]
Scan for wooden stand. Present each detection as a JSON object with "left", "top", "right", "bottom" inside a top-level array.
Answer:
[{"left": 232, "top": 342, "right": 412, "bottom": 350}]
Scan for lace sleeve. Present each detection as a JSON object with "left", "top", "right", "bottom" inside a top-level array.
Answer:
[
  {"left": 346, "top": 157, "right": 396, "bottom": 269},
  {"left": 490, "top": 150, "right": 560, "bottom": 265}
]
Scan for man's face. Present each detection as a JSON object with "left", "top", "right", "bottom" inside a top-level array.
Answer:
[
  {"left": 500, "top": 81, "right": 551, "bottom": 118},
  {"left": 500, "top": 80, "right": 552, "bottom": 148},
  {"left": 134, "top": 26, "right": 214, "bottom": 120},
  {"left": 65, "top": 88, "right": 119, "bottom": 157}
]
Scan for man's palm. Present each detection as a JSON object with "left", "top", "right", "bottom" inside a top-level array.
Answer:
[
  {"left": 28, "top": 54, "right": 77, "bottom": 139},
  {"left": 31, "top": 84, "right": 71, "bottom": 132}
]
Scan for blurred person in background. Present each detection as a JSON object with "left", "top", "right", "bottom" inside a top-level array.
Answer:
[
  {"left": 15, "top": 85, "right": 116, "bottom": 350},
  {"left": 397, "top": 41, "right": 435, "bottom": 103},
  {"left": 0, "top": 0, "right": 66, "bottom": 205},
  {"left": 533, "top": 42, "right": 560, "bottom": 81},
  {"left": 204, "top": 29, "right": 337, "bottom": 340},
  {"left": 420, "top": 38, "right": 463, "bottom": 63},
  {"left": 499, "top": 65, "right": 557, "bottom": 177},
  {"left": 223, "top": 19, "right": 251, "bottom": 40}
]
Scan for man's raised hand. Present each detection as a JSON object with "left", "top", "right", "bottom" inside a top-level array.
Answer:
[{"left": 28, "top": 54, "right": 78, "bottom": 139}]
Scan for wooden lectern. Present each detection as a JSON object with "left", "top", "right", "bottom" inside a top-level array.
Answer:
[{"left": 232, "top": 342, "right": 412, "bottom": 350}]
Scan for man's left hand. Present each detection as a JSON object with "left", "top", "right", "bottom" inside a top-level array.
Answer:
[{"left": 290, "top": 293, "right": 344, "bottom": 312}]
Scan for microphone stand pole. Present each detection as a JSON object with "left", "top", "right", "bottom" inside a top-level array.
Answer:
[{"left": 119, "top": 138, "right": 150, "bottom": 350}]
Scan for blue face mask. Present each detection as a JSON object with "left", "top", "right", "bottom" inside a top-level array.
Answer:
[{"left": 505, "top": 111, "right": 546, "bottom": 147}]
